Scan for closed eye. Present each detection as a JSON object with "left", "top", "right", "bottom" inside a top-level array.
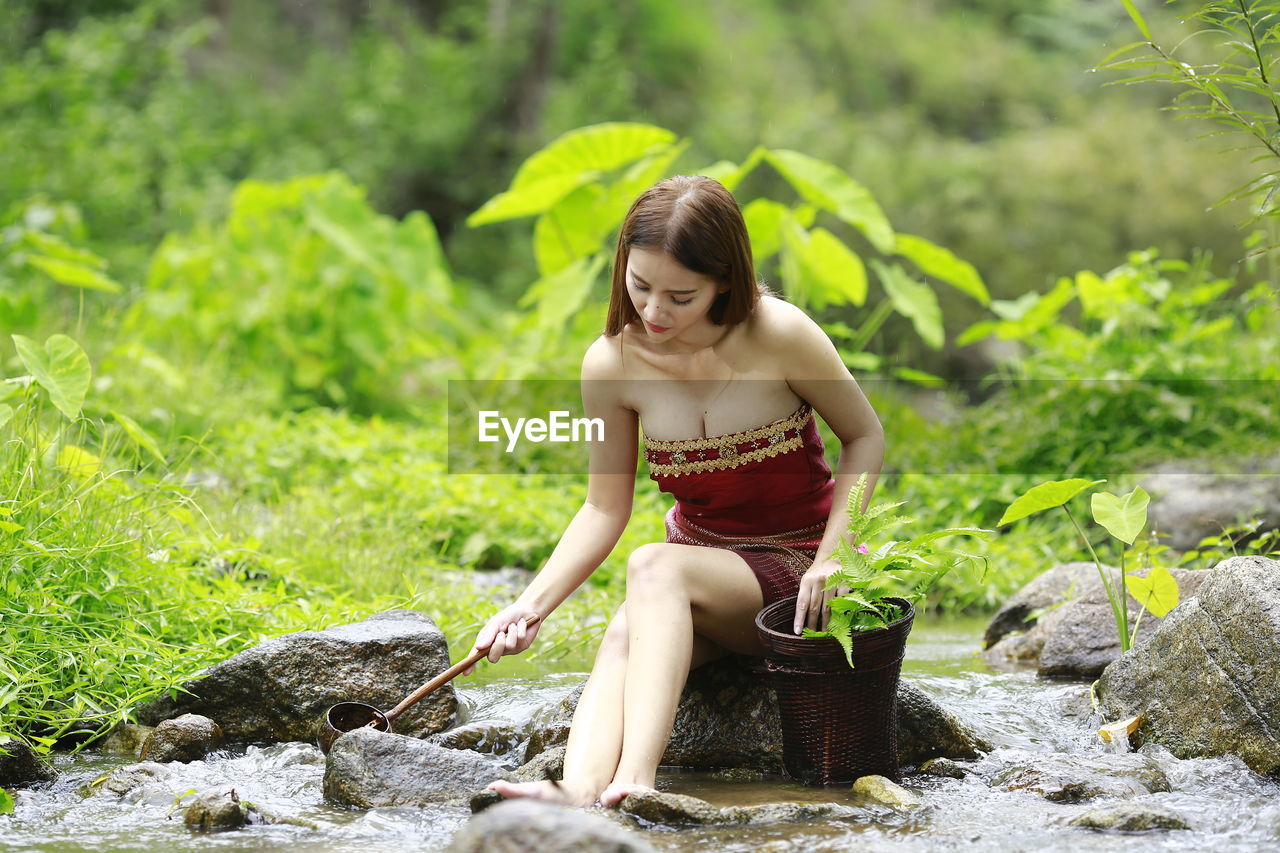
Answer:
[{"left": 632, "top": 281, "right": 694, "bottom": 305}]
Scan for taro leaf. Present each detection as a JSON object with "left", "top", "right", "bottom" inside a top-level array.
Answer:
[
  {"left": 27, "top": 255, "right": 122, "bottom": 293},
  {"left": 1124, "top": 566, "right": 1179, "bottom": 618},
  {"left": 56, "top": 444, "right": 100, "bottom": 478},
  {"left": 1091, "top": 487, "right": 1149, "bottom": 545},
  {"left": 695, "top": 146, "right": 766, "bottom": 192},
  {"left": 872, "top": 260, "right": 943, "bottom": 349},
  {"left": 512, "top": 123, "right": 676, "bottom": 190},
  {"left": 11, "top": 334, "right": 91, "bottom": 421},
  {"left": 743, "top": 198, "right": 790, "bottom": 262},
  {"left": 764, "top": 149, "right": 895, "bottom": 253},
  {"left": 112, "top": 411, "right": 166, "bottom": 466},
  {"left": 999, "top": 478, "right": 1106, "bottom": 526},
  {"left": 894, "top": 233, "right": 989, "bottom": 304},
  {"left": 0, "top": 787, "right": 13, "bottom": 815}
]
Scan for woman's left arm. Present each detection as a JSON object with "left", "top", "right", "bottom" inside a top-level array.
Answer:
[{"left": 776, "top": 305, "right": 886, "bottom": 634}]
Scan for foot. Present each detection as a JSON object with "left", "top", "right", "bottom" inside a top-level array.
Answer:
[
  {"left": 485, "top": 779, "right": 597, "bottom": 808},
  {"left": 598, "top": 781, "right": 659, "bottom": 808}
]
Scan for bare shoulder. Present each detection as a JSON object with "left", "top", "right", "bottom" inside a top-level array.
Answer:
[
  {"left": 582, "top": 332, "right": 627, "bottom": 381},
  {"left": 749, "top": 295, "right": 832, "bottom": 359}
]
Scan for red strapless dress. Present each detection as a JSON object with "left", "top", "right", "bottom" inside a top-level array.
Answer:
[{"left": 643, "top": 403, "right": 835, "bottom": 605}]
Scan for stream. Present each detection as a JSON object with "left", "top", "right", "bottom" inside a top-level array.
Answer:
[{"left": 3, "top": 616, "right": 1278, "bottom": 852}]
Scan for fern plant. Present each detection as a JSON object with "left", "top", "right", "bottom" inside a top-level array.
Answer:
[{"left": 803, "top": 474, "right": 993, "bottom": 667}]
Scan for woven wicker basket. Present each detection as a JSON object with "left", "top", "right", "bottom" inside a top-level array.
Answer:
[{"left": 755, "top": 596, "right": 914, "bottom": 786}]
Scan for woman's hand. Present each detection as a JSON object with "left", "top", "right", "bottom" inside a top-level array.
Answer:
[
  {"left": 793, "top": 557, "right": 848, "bottom": 635},
  {"left": 461, "top": 603, "right": 542, "bottom": 676}
]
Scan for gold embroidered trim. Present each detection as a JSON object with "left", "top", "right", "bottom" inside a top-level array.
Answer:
[
  {"left": 643, "top": 404, "right": 812, "bottom": 452},
  {"left": 647, "top": 435, "right": 804, "bottom": 477}
]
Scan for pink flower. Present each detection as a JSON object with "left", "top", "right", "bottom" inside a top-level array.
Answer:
[{"left": 856, "top": 543, "right": 870, "bottom": 554}]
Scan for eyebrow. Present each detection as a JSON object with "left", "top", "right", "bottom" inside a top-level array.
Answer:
[{"left": 631, "top": 272, "right": 697, "bottom": 295}]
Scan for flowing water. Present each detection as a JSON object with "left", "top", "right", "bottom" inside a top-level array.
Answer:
[{"left": 4, "top": 617, "right": 1278, "bottom": 852}]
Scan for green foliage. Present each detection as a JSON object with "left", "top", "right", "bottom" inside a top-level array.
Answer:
[
  {"left": 123, "top": 173, "right": 464, "bottom": 414},
  {"left": 1000, "top": 479, "right": 1180, "bottom": 652},
  {"left": 468, "top": 122, "right": 990, "bottom": 374},
  {"left": 805, "top": 473, "right": 993, "bottom": 667}
]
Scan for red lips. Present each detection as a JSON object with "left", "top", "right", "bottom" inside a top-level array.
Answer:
[{"left": 647, "top": 322, "right": 670, "bottom": 333}]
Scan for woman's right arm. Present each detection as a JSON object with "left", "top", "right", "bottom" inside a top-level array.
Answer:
[{"left": 463, "top": 336, "right": 637, "bottom": 671}]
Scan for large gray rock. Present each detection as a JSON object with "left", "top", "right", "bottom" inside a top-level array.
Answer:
[
  {"left": 524, "top": 657, "right": 988, "bottom": 771},
  {"left": 985, "top": 563, "right": 1211, "bottom": 678},
  {"left": 996, "top": 753, "right": 1170, "bottom": 802},
  {"left": 1097, "top": 555, "right": 1280, "bottom": 775},
  {"left": 0, "top": 739, "right": 57, "bottom": 787},
  {"left": 447, "top": 799, "right": 658, "bottom": 853},
  {"left": 615, "top": 789, "right": 863, "bottom": 827},
  {"left": 324, "top": 726, "right": 513, "bottom": 807},
  {"left": 1141, "top": 462, "right": 1280, "bottom": 551},
  {"left": 140, "top": 714, "right": 224, "bottom": 763},
  {"left": 136, "top": 610, "right": 454, "bottom": 744}
]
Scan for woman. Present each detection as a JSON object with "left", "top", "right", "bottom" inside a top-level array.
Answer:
[{"left": 464, "top": 175, "right": 884, "bottom": 807}]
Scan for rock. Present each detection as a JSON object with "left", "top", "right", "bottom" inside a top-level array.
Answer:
[
  {"left": 324, "top": 726, "right": 513, "bottom": 808},
  {"left": 1097, "top": 555, "right": 1280, "bottom": 774},
  {"left": 183, "top": 789, "right": 263, "bottom": 830},
  {"left": 850, "top": 774, "right": 921, "bottom": 807},
  {"left": 997, "top": 753, "right": 1170, "bottom": 802},
  {"left": 1069, "top": 803, "right": 1191, "bottom": 831},
  {"left": 984, "top": 562, "right": 1098, "bottom": 649},
  {"left": 89, "top": 761, "right": 173, "bottom": 797},
  {"left": 510, "top": 745, "right": 565, "bottom": 783},
  {"left": 918, "top": 757, "right": 968, "bottom": 778},
  {"left": 719, "top": 801, "right": 864, "bottom": 824},
  {"left": 985, "top": 564, "right": 1211, "bottom": 679},
  {"left": 617, "top": 790, "right": 723, "bottom": 825},
  {"left": 430, "top": 721, "right": 523, "bottom": 756},
  {"left": 0, "top": 739, "right": 57, "bottom": 787},
  {"left": 136, "top": 609, "right": 454, "bottom": 744},
  {"left": 524, "top": 657, "right": 988, "bottom": 771},
  {"left": 447, "top": 799, "right": 658, "bottom": 853},
  {"left": 140, "top": 714, "right": 224, "bottom": 763},
  {"left": 1141, "top": 461, "right": 1280, "bottom": 551},
  {"left": 97, "top": 722, "right": 154, "bottom": 756}
]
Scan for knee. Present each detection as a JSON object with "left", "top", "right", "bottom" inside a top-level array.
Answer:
[
  {"left": 597, "top": 607, "right": 628, "bottom": 660},
  {"left": 625, "top": 543, "right": 682, "bottom": 591}
]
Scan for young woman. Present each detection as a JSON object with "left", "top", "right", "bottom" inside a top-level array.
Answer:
[{"left": 463, "top": 175, "right": 884, "bottom": 807}]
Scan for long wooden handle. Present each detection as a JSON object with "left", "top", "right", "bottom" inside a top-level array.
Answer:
[{"left": 383, "top": 613, "right": 542, "bottom": 724}]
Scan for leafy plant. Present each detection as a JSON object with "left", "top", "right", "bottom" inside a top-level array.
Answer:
[
  {"left": 467, "top": 122, "right": 990, "bottom": 378},
  {"left": 999, "top": 478, "right": 1181, "bottom": 652},
  {"left": 803, "top": 473, "right": 993, "bottom": 667}
]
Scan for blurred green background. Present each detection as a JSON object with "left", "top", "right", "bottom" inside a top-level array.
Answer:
[{"left": 2, "top": 0, "right": 1278, "bottom": 749}]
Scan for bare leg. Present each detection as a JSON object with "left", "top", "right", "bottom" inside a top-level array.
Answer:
[
  {"left": 599, "top": 543, "right": 766, "bottom": 806},
  {"left": 488, "top": 599, "right": 724, "bottom": 806}
]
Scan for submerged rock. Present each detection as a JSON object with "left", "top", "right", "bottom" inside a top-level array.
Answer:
[
  {"left": 324, "top": 726, "right": 513, "bottom": 807},
  {"left": 1069, "top": 803, "right": 1191, "bottom": 832},
  {"left": 1097, "top": 555, "right": 1280, "bottom": 775},
  {"left": 135, "top": 609, "right": 455, "bottom": 744},
  {"left": 918, "top": 757, "right": 968, "bottom": 779},
  {"left": 140, "top": 714, "right": 224, "bottom": 763},
  {"left": 1141, "top": 461, "right": 1280, "bottom": 551},
  {"left": 430, "top": 721, "right": 523, "bottom": 755},
  {"left": 447, "top": 799, "right": 658, "bottom": 853},
  {"left": 524, "top": 657, "right": 988, "bottom": 771},
  {"left": 616, "top": 789, "right": 863, "bottom": 827},
  {"left": 985, "top": 563, "right": 1211, "bottom": 678},
  {"left": 850, "top": 774, "right": 921, "bottom": 807},
  {"left": 997, "top": 753, "right": 1170, "bottom": 802},
  {"left": 0, "top": 739, "right": 57, "bottom": 787},
  {"left": 88, "top": 761, "right": 173, "bottom": 798}
]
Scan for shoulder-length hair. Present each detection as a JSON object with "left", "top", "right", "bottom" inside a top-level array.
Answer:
[{"left": 604, "top": 175, "right": 760, "bottom": 336}]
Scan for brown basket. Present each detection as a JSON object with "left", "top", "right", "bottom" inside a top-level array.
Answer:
[{"left": 755, "top": 596, "right": 914, "bottom": 786}]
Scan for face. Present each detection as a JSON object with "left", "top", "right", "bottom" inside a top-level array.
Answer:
[{"left": 625, "top": 247, "right": 728, "bottom": 340}]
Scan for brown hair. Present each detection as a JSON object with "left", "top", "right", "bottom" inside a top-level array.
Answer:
[{"left": 605, "top": 175, "right": 760, "bottom": 336}]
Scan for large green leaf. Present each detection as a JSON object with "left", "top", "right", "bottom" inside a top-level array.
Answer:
[
  {"left": 742, "top": 198, "right": 790, "bottom": 262},
  {"left": 894, "top": 233, "right": 989, "bottom": 304},
  {"left": 513, "top": 123, "right": 676, "bottom": 190},
  {"left": 518, "top": 255, "right": 606, "bottom": 330},
  {"left": 11, "top": 334, "right": 91, "bottom": 421},
  {"left": 801, "top": 227, "right": 867, "bottom": 308},
  {"left": 533, "top": 184, "right": 610, "bottom": 276},
  {"left": 1124, "top": 566, "right": 1179, "bottom": 618},
  {"left": 26, "top": 256, "right": 122, "bottom": 293},
  {"left": 872, "top": 260, "right": 943, "bottom": 348},
  {"left": 0, "top": 787, "right": 13, "bottom": 815},
  {"left": 764, "top": 149, "right": 894, "bottom": 253},
  {"left": 695, "top": 146, "right": 767, "bottom": 192},
  {"left": 467, "top": 173, "right": 595, "bottom": 226},
  {"left": 1091, "top": 488, "right": 1149, "bottom": 545},
  {"left": 999, "top": 478, "right": 1106, "bottom": 526}
]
